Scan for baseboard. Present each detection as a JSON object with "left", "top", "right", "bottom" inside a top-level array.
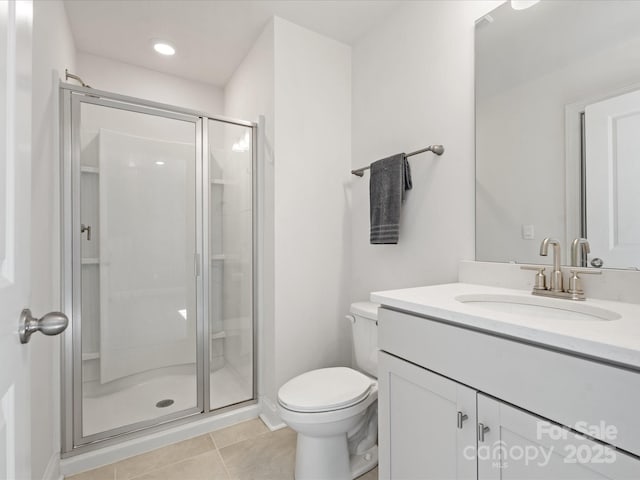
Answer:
[
  {"left": 42, "top": 452, "right": 62, "bottom": 480},
  {"left": 259, "top": 396, "right": 286, "bottom": 431},
  {"left": 259, "top": 413, "right": 286, "bottom": 431}
]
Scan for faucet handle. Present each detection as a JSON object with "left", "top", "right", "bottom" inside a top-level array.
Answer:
[
  {"left": 568, "top": 268, "right": 602, "bottom": 276},
  {"left": 567, "top": 268, "right": 602, "bottom": 297},
  {"left": 520, "top": 265, "right": 547, "bottom": 291}
]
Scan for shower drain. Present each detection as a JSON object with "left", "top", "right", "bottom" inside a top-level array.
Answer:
[{"left": 155, "top": 399, "right": 175, "bottom": 408}]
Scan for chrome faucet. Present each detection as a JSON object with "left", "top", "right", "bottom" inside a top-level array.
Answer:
[
  {"left": 571, "top": 238, "right": 590, "bottom": 267},
  {"left": 539, "top": 237, "right": 562, "bottom": 292},
  {"left": 521, "top": 236, "right": 601, "bottom": 301}
]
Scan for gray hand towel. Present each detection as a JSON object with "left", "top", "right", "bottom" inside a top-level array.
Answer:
[{"left": 369, "top": 153, "right": 412, "bottom": 244}]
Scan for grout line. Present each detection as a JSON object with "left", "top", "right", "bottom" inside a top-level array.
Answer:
[
  {"left": 107, "top": 424, "right": 272, "bottom": 480},
  {"left": 115, "top": 436, "right": 217, "bottom": 480},
  {"left": 206, "top": 418, "right": 272, "bottom": 451},
  {"left": 209, "top": 431, "right": 220, "bottom": 450},
  {"left": 215, "top": 428, "right": 272, "bottom": 451},
  {"left": 215, "top": 447, "right": 232, "bottom": 480},
  {"left": 123, "top": 450, "right": 217, "bottom": 480}
]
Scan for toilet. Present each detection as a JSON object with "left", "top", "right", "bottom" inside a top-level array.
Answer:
[{"left": 278, "top": 302, "right": 379, "bottom": 480}]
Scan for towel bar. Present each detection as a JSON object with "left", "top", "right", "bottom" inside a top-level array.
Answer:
[{"left": 351, "top": 144, "right": 444, "bottom": 177}]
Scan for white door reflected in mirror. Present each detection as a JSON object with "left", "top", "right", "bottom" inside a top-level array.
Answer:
[{"left": 585, "top": 88, "right": 640, "bottom": 269}]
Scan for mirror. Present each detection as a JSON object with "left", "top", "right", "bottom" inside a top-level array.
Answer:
[{"left": 475, "top": 0, "right": 640, "bottom": 269}]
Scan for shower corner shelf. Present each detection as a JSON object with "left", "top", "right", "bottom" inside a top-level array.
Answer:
[
  {"left": 210, "top": 254, "right": 239, "bottom": 262},
  {"left": 81, "top": 257, "right": 99, "bottom": 265},
  {"left": 82, "top": 352, "right": 100, "bottom": 361},
  {"left": 210, "top": 331, "right": 226, "bottom": 341},
  {"left": 211, "top": 179, "right": 237, "bottom": 185},
  {"left": 80, "top": 166, "right": 100, "bottom": 174}
]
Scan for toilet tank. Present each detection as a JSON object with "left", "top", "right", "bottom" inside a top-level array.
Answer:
[{"left": 348, "top": 302, "right": 379, "bottom": 378}]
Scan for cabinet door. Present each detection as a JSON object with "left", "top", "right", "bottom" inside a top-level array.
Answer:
[
  {"left": 477, "top": 394, "right": 640, "bottom": 479},
  {"left": 379, "top": 352, "right": 477, "bottom": 480}
]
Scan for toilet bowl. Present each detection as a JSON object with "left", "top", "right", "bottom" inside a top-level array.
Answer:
[{"left": 277, "top": 302, "right": 379, "bottom": 480}]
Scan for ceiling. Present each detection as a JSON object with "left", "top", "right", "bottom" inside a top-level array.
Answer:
[
  {"left": 476, "top": 0, "right": 640, "bottom": 98},
  {"left": 64, "top": 0, "right": 402, "bottom": 88}
]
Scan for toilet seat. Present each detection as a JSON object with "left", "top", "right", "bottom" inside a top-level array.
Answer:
[{"left": 278, "top": 367, "right": 373, "bottom": 413}]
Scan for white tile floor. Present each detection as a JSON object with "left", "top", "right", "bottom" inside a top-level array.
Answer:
[{"left": 83, "top": 366, "right": 251, "bottom": 436}]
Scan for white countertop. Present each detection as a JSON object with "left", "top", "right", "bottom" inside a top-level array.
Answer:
[{"left": 371, "top": 283, "right": 640, "bottom": 370}]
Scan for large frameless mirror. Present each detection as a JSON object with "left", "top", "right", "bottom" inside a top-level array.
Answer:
[{"left": 475, "top": 0, "right": 640, "bottom": 269}]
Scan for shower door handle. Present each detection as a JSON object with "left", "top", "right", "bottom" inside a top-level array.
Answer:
[
  {"left": 19, "top": 308, "right": 69, "bottom": 344},
  {"left": 81, "top": 223, "right": 91, "bottom": 241}
]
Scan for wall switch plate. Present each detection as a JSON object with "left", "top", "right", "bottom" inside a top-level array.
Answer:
[{"left": 522, "top": 224, "right": 535, "bottom": 240}]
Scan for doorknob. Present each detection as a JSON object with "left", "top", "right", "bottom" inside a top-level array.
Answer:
[{"left": 19, "top": 309, "right": 69, "bottom": 344}]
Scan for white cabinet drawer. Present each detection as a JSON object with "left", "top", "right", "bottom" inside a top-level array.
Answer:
[{"left": 378, "top": 307, "right": 640, "bottom": 457}]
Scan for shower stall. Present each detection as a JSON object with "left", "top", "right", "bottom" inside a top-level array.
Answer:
[{"left": 60, "top": 83, "right": 257, "bottom": 454}]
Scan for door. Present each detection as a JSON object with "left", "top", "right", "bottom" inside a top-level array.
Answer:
[
  {"left": 584, "top": 88, "right": 640, "bottom": 269},
  {"left": 66, "top": 94, "right": 203, "bottom": 444},
  {"left": 378, "top": 352, "right": 477, "bottom": 480},
  {"left": 206, "top": 119, "right": 255, "bottom": 411},
  {"left": 477, "top": 394, "right": 640, "bottom": 479},
  {"left": 0, "top": 0, "right": 32, "bottom": 478}
]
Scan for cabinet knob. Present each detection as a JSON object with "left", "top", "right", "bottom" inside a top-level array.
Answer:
[
  {"left": 478, "top": 423, "right": 490, "bottom": 442},
  {"left": 457, "top": 411, "right": 468, "bottom": 429}
]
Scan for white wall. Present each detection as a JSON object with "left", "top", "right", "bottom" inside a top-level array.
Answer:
[
  {"left": 77, "top": 52, "right": 224, "bottom": 115},
  {"left": 350, "top": 1, "right": 500, "bottom": 301},
  {"left": 224, "top": 17, "right": 352, "bottom": 426},
  {"left": 31, "top": 0, "right": 76, "bottom": 478},
  {"left": 272, "top": 16, "right": 352, "bottom": 400}
]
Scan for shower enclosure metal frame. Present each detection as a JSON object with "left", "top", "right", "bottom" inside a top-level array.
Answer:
[{"left": 60, "top": 83, "right": 258, "bottom": 455}]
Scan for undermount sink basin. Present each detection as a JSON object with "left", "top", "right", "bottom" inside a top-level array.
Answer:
[{"left": 455, "top": 294, "right": 621, "bottom": 322}]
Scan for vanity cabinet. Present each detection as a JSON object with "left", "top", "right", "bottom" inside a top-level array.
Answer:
[
  {"left": 377, "top": 307, "right": 640, "bottom": 479},
  {"left": 476, "top": 394, "right": 638, "bottom": 480},
  {"left": 378, "top": 352, "right": 477, "bottom": 480}
]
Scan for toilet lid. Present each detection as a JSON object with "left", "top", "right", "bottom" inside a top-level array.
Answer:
[{"left": 278, "top": 367, "right": 373, "bottom": 413}]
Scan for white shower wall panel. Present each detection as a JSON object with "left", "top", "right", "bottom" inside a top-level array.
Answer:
[{"left": 98, "top": 128, "right": 196, "bottom": 383}]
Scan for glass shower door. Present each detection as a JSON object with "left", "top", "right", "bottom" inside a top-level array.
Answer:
[
  {"left": 207, "top": 119, "right": 254, "bottom": 410},
  {"left": 73, "top": 95, "right": 202, "bottom": 441}
]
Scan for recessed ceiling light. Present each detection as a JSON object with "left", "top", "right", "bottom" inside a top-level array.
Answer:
[
  {"left": 155, "top": 161, "right": 165, "bottom": 166},
  {"left": 153, "top": 42, "right": 175, "bottom": 56}
]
